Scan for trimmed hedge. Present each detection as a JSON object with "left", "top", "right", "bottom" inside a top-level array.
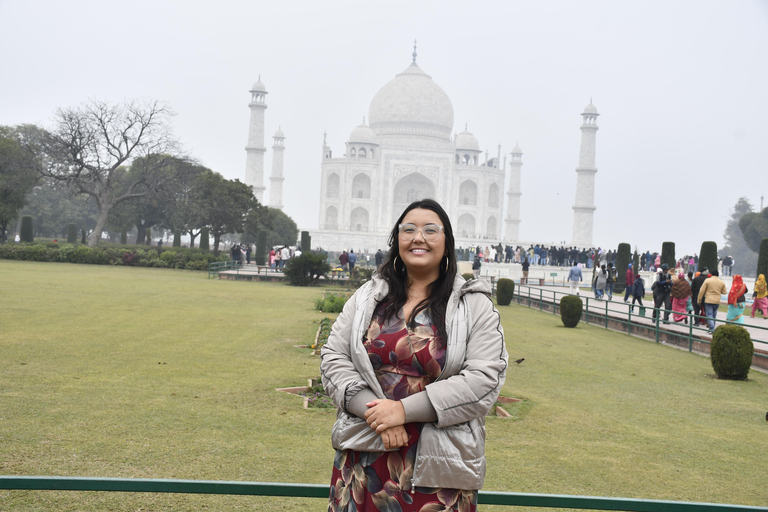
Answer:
[
  {"left": 255, "top": 231, "right": 267, "bottom": 265},
  {"left": 462, "top": 273, "right": 475, "bottom": 281},
  {"left": 20, "top": 216, "right": 33, "bottom": 243},
  {"left": 710, "top": 325, "right": 753, "bottom": 380},
  {"left": 756, "top": 238, "right": 768, "bottom": 278},
  {"left": 615, "top": 243, "right": 631, "bottom": 293},
  {"left": 199, "top": 227, "right": 210, "bottom": 251},
  {"left": 661, "top": 241, "right": 675, "bottom": 269},
  {"left": 301, "top": 231, "right": 311, "bottom": 253},
  {"left": 283, "top": 252, "right": 330, "bottom": 286},
  {"left": 0, "top": 242, "right": 228, "bottom": 270},
  {"left": 698, "top": 241, "right": 718, "bottom": 273},
  {"left": 173, "top": 229, "right": 181, "bottom": 248},
  {"left": 560, "top": 295, "right": 583, "bottom": 328},
  {"left": 67, "top": 223, "right": 77, "bottom": 244},
  {"left": 496, "top": 278, "right": 515, "bottom": 306}
]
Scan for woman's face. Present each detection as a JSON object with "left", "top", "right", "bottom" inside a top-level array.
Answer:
[{"left": 398, "top": 208, "right": 446, "bottom": 275}]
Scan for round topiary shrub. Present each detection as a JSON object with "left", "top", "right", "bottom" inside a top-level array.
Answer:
[
  {"left": 496, "top": 278, "right": 515, "bottom": 306},
  {"left": 462, "top": 272, "right": 474, "bottom": 281},
  {"left": 710, "top": 325, "right": 753, "bottom": 380},
  {"left": 560, "top": 295, "right": 583, "bottom": 328}
]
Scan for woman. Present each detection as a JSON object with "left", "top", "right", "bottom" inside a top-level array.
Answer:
[
  {"left": 726, "top": 275, "right": 748, "bottom": 324},
  {"left": 751, "top": 274, "right": 768, "bottom": 319},
  {"left": 321, "top": 199, "right": 508, "bottom": 512},
  {"left": 594, "top": 264, "right": 607, "bottom": 299},
  {"left": 670, "top": 272, "right": 692, "bottom": 323}
]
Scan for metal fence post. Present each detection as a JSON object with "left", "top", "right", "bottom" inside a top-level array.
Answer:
[{"left": 655, "top": 309, "right": 660, "bottom": 343}]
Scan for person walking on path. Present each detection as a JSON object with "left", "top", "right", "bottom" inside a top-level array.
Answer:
[
  {"left": 594, "top": 265, "right": 608, "bottom": 299},
  {"left": 521, "top": 256, "right": 530, "bottom": 284},
  {"left": 670, "top": 272, "right": 692, "bottom": 323},
  {"left": 347, "top": 249, "right": 357, "bottom": 272},
  {"left": 652, "top": 264, "right": 673, "bottom": 323},
  {"left": 690, "top": 270, "right": 708, "bottom": 326},
  {"left": 568, "top": 263, "right": 583, "bottom": 295},
  {"left": 623, "top": 264, "right": 635, "bottom": 302},
  {"left": 726, "top": 275, "right": 748, "bottom": 324},
  {"left": 751, "top": 274, "right": 768, "bottom": 319},
  {"left": 472, "top": 254, "right": 482, "bottom": 279},
  {"left": 606, "top": 262, "right": 616, "bottom": 300},
  {"left": 698, "top": 269, "right": 727, "bottom": 333},
  {"left": 630, "top": 273, "right": 646, "bottom": 313}
]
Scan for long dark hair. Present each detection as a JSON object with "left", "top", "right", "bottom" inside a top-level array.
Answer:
[{"left": 378, "top": 199, "right": 457, "bottom": 342}]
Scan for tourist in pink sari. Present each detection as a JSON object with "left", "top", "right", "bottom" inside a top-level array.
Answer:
[
  {"left": 751, "top": 274, "right": 768, "bottom": 319},
  {"left": 670, "top": 272, "right": 691, "bottom": 323}
]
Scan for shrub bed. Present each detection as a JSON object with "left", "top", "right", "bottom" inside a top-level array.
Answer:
[
  {"left": 0, "top": 242, "right": 228, "bottom": 270},
  {"left": 311, "top": 317, "right": 334, "bottom": 352},
  {"left": 315, "top": 293, "right": 350, "bottom": 313}
]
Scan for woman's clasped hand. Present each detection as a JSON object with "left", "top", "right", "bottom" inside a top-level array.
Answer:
[{"left": 364, "top": 398, "right": 409, "bottom": 449}]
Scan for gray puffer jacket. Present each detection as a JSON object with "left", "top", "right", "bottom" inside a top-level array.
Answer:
[{"left": 320, "top": 274, "right": 508, "bottom": 490}]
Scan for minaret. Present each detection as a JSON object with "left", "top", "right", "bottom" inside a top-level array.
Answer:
[
  {"left": 504, "top": 143, "right": 523, "bottom": 241},
  {"left": 245, "top": 77, "right": 268, "bottom": 202},
  {"left": 269, "top": 127, "right": 285, "bottom": 210},
  {"left": 571, "top": 100, "right": 599, "bottom": 247}
]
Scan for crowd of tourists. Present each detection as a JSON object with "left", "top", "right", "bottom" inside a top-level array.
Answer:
[{"left": 229, "top": 243, "right": 301, "bottom": 269}]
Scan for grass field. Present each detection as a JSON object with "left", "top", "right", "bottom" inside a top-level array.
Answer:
[{"left": 1, "top": 261, "right": 766, "bottom": 511}]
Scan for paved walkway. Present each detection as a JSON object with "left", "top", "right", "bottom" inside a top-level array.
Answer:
[{"left": 515, "top": 282, "right": 768, "bottom": 352}]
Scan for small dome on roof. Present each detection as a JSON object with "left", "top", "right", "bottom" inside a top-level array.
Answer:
[
  {"left": 251, "top": 79, "right": 267, "bottom": 93},
  {"left": 348, "top": 122, "right": 378, "bottom": 145},
  {"left": 454, "top": 129, "right": 480, "bottom": 151},
  {"left": 583, "top": 101, "right": 598, "bottom": 114},
  {"left": 511, "top": 143, "right": 522, "bottom": 154},
  {"left": 274, "top": 127, "right": 285, "bottom": 138}
]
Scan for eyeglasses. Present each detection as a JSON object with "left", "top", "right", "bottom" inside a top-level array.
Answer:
[{"left": 398, "top": 223, "right": 444, "bottom": 243}]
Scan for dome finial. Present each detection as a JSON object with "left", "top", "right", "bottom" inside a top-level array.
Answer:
[
  {"left": 412, "top": 39, "right": 417, "bottom": 63},
  {"left": 465, "top": 122, "right": 468, "bottom": 131},
  {"left": 362, "top": 115, "right": 366, "bottom": 124}
]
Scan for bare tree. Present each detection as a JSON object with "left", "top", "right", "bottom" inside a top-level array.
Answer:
[{"left": 43, "top": 99, "right": 182, "bottom": 246}]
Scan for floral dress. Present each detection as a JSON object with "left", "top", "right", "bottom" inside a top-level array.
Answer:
[{"left": 328, "top": 304, "right": 478, "bottom": 512}]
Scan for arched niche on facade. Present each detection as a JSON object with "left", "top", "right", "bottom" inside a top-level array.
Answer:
[
  {"left": 457, "top": 213, "right": 475, "bottom": 238},
  {"left": 359, "top": 147, "right": 367, "bottom": 158},
  {"left": 350, "top": 207, "right": 369, "bottom": 232},
  {"left": 488, "top": 183, "right": 500, "bottom": 208},
  {"left": 459, "top": 180, "right": 477, "bottom": 206},
  {"left": 350, "top": 148, "right": 356, "bottom": 157},
  {"left": 486, "top": 215, "right": 497, "bottom": 237},
  {"left": 351, "top": 173, "right": 371, "bottom": 199},
  {"left": 392, "top": 173, "right": 437, "bottom": 223},
  {"left": 327, "top": 173, "right": 340, "bottom": 198},
  {"left": 325, "top": 206, "right": 338, "bottom": 230}
]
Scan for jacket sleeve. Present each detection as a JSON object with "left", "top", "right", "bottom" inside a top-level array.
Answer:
[
  {"left": 320, "top": 285, "right": 375, "bottom": 416},
  {"left": 698, "top": 281, "right": 708, "bottom": 304},
  {"left": 425, "top": 293, "right": 508, "bottom": 428}
]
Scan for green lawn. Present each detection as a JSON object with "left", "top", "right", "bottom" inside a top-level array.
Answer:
[{"left": 1, "top": 261, "right": 766, "bottom": 511}]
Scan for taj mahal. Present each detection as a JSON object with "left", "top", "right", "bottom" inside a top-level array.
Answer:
[{"left": 244, "top": 48, "right": 600, "bottom": 252}]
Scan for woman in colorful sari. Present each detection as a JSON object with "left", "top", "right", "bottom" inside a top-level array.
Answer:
[
  {"left": 726, "top": 275, "right": 748, "bottom": 324},
  {"left": 751, "top": 274, "right": 768, "bottom": 319},
  {"left": 670, "top": 272, "right": 691, "bottom": 323}
]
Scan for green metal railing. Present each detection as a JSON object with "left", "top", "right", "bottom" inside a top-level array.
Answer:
[
  {"left": 208, "top": 260, "right": 241, "bottom": 278},
  {"left": 1, "top": 476, "right": 766, "bottom": 511},
  {"left": 511, "top": 284, "right": 768, "bottom": 363}
]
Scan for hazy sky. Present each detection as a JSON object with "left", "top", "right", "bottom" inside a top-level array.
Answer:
[{"left": 2, "top": 0, "right": 767, "bottom": 255}]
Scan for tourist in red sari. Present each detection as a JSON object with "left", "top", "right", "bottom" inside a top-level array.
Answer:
[
  {"left": 726, "top": 274, "right": 748, "bottom": 324},
  {"left": 670, "top": 272, "right": 691, "bottom": 323}
]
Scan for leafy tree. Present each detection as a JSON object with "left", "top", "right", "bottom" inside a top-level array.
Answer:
[
  {"left": 189, "top": 170, "right": 256, "bottom": 255},
  {"left": 42, "top": 99, "right": 182, "bottom": 246},
  {"left": 0, "top": 125, "right": 42, "bottom": 242},
  {"left": 738, "top": 204, "right": 768, "bottom": 254},
  {"left": 722, "top": 197, "right": 757, "bottom": 276},
  {"left": 20, "top": 177, "right": 99, "bottom": 238},
  {"left": 244, "top": 205, "right": 298, "bottom": 249}
]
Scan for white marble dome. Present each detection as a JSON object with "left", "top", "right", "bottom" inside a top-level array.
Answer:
[
  {"left": 368, "top": 63, "right": 454, "bottom": 140},
  {"left": 455, "top": 129, "right": 480, "bottom": 151},
  {"left": 348, "top": 122, "right": 378, "bottom": 144},
  {"left": 583, "top": 101, "right": 598, "bottom": 114}
]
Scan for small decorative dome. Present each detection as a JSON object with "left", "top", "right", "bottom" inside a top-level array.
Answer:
[
  {"left": 251, "top": 79, "right": 267, "bottom": 93},
  {"left": 348, "top": 121, "right": 378, "bottom": 145},
  {"left": 583, "top": 101, "right": 598, "bottom": 114},
  {"left": 455, "top": 129, "right": 480, "bottom": 151},
  {"left": 274, "top": 127, "right": 285, "bottom": 138},
  {"left": 511, "top": 142, "right": 522, "bottom": 154}
]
